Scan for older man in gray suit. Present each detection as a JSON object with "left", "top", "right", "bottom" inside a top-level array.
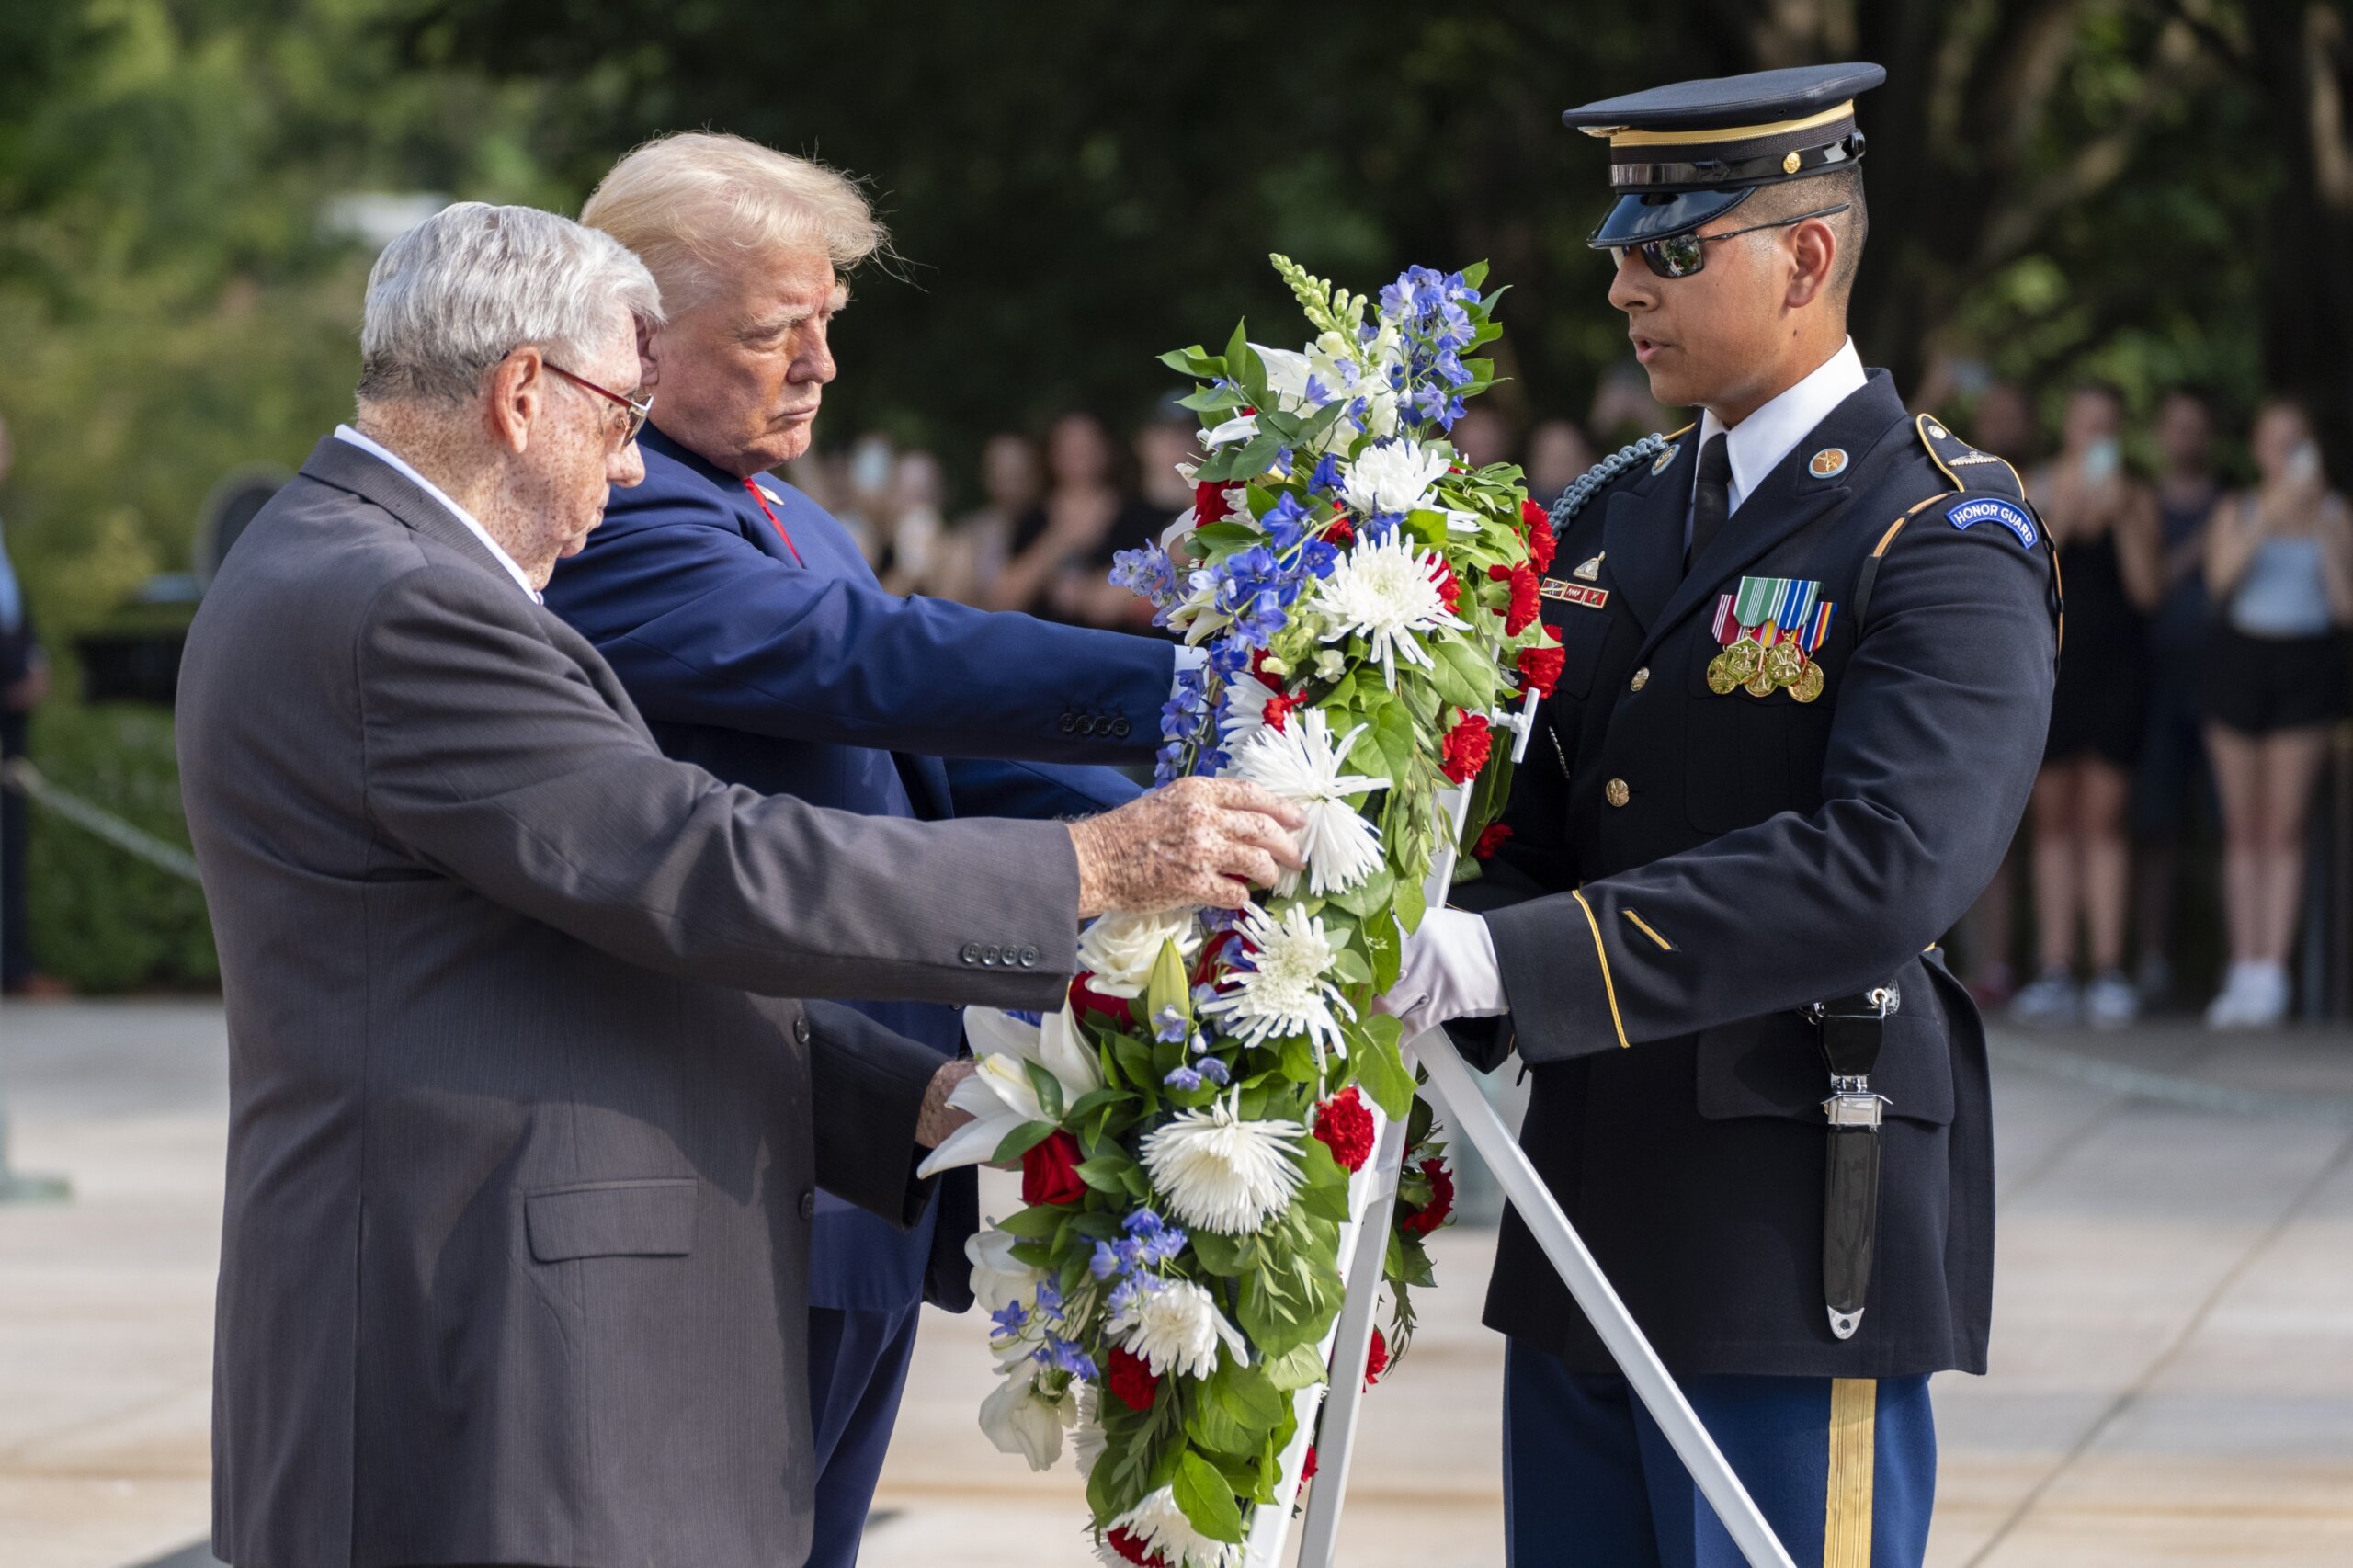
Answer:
[{"left": 176, "top": 202, "right": 1298, "bottom": 1568}]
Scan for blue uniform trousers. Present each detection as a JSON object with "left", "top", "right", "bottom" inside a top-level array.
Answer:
[
  {"left": 1504, "top": 1341, "right": 1935, "bottom": 1568},
  {"left": 806, "top": 1301, "right": 926, "bottom": 1568}
]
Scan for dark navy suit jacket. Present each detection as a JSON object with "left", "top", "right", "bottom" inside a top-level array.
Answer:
[{"left": 544, "top": 426, "right": 1173, "bottom": 1311}]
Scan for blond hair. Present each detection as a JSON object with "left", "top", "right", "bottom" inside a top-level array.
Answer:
[{"left": 581, "top": 131, "right": 887, "bottom": 310}]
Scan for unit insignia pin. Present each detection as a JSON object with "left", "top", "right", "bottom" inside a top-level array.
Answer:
[
  {"left": 1808, "top": 448, "right": 1849, "bottom": 479},
  {"left": 1651, "top": 445, "right": 1678, "bottom": 475},
  {"left": 1573, "top": 554, "right": 1603, "bottom": 582}
]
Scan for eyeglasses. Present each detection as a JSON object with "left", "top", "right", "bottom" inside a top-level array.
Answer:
[
  {"left": 1608, "top": 203, "right": 1851, "bottom": 281},
  {"left": 547, "top": 362, "right": 654, "bottom": 445}
]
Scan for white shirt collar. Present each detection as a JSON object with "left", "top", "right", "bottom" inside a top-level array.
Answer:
[
  {"left": 333, "top": 425, "right": 541, "bottom": 602},
  {"left": 1697, "top": 337, "right": 1867, "bottom": 514}
]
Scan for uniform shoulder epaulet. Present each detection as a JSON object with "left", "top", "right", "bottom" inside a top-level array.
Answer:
[
  {"left": 1852, "top": 413, "right": 2063, "bottom": 648},
  {"left": 1915, "top": 414, "right": 2029, "bottom": 503},
  {"left": 1549, "top": 424, "right": 1691, "bottom": 527}
]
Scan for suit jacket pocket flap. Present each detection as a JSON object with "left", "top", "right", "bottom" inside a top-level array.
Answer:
[
  {"left": 1694, "top": 1012, "right": 1954, "bottom": 1127},
  {"left": 526, "top": 1179, "right": 699, "bottom": 1262}
]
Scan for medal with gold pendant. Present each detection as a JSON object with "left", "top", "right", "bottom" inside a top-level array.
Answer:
[
  {"left": 1786, "top": 597, "right": 1838, "bottom": 703},
  {"left": 1707, "top": 591, "right": 1763, "bottom": 691},
  {"left": 1760, "top": 577, "right": 1820, "bottom": 690}
]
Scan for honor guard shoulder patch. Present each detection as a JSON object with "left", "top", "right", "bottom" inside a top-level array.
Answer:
[
  {"left": 1915, "top": 413, "right": 2028, "bottom": 503},
  {"left": 1947, "top": 495, "right": 2038, "bottom": 548}
]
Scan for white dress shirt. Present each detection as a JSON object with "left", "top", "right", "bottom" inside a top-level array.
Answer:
[
  {"left": 334, "top": 424, "right": 541, "bottom": 602},
  {"left": 1687, "top": 336, "right": 1867, "bottom": 542}
]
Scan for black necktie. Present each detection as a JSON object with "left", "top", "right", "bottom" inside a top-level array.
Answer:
[{"left": 1687, "top": 432, "right": 1732, "bottom": 574}]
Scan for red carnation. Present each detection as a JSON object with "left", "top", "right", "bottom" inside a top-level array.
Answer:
[
  {"left": 1488, "top": 562, "right": 1540, "bottom": 636},
  {"left": 1399, "top": 1157, "right": 1457, "bottom": 1237},
  {"left": 1526, "top": 511, "right": 1558, "bottom": 574},
  {"left": 1069, "top": 972, "right": 1132, "bottom": 1025},
  {"left": 1313, "top": 1086, "right": 1377, "bottom": 1173},
  {"left": 1194, "top": 478, "right": 1230, "bottom": 526},
  {"left": 1303, "top": 1444, "right": 1320, "bottom": 1480},
  {"left": 1325, "top": 514, "right": 1356, "bottom": 547},
  {"left": 1440, "top": 711, "right": 1493, "bottom": 784},
  {"left": 1020, "top": 1131, "right": 1087, "bottom": 1207},
  {"left": 1519, "top": 496, "right": 1548, "bottom": 530},
  {"left": 1261, "top": 690, "right": 1297, "bottom": 733},
  {"left": 1473, "top": 823, "right": 1514, "bottom": 860},
  {"left": 1432, "top": 558, "right": 1462, "bottom": 615},
  {"left": 1365, "top": 1325, "right": 1390, "bottom": 1387},
  {"left": 1516, "top": 642, "right": 1566, "bottom": 699},
  {"left": 1107, "top": 1346, "right": 1160, "bottom": 1413},
  {"left": 1106, "top": 1527, "right": 1167, "bottom": 1566}
]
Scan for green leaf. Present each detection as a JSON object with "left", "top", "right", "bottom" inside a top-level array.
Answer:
[
  {"left": 1188, "top": 1228, "right": 1252, "bottom": 1278},
  {"left": 1331, "top": 864, "right": 1393, "bottom": 920},
  {"left": 995, "top": 1200, "right": 1063, "bottom": 1240},
  {"left": 1074, "top": 1155, "right": 1133, "bottom": 1194},
  {"left": 1328, "top": 944, "right": 1371, "bottom": 986},
  {"left": 1022, "top": 1059, "right": 1064, "bottom": 1121},
  {"left": 1263, "top": 1341, "right": 1328, "bottom": 1392},
  {"left": 1173, "top": 1450, "right": 1246, "bottom": 1544},
  {"left": 1298, "top": 1133, "right": 1354, "bottom": 1222},
  {"left": 1461, "top": 259, "right": 1491, "bottom": 290},
  {"left": 1435, "top": 637, "right": 1499, "bottom": 710},
  {"left": 1189, "top": 521, "right": 1265, "bottom": 552},
  {"left": 992, "top": 1119, "right": 1058, "bottom": 1164},
  {"left": 1354, "top": 1028, "right": 1415, "bottom": 1121}
]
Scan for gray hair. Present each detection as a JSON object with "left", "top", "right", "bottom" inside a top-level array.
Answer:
[{"left": 357, "top": 201, "right": 665, "bottom": 404}]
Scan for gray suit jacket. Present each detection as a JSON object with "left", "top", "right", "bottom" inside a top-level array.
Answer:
[{"left": 176, "top": 436, "right": 1083, "bottom": 1568}]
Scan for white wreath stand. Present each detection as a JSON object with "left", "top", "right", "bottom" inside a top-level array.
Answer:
[{"left": 1242, "top": 696, "right": 1795, "bottom": 1568}]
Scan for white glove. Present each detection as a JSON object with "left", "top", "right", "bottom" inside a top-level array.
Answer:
[{"left": 1376, "top": 907, "right": 1508, "bottom": 1041}]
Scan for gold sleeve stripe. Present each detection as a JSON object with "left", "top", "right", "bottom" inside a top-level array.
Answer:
[
  {"left": 1871, "top": 494, "right": 1945, "bottom": 560},
  {"left": 1571, "top": 890, "right": 1631, "bottom": 1049},
  {"left": 1622, "top": 909, "right": 1675, "bottom": 951},
  {"left": 1823, "top": 1377, "right": 1878, "bottom": 1568}
]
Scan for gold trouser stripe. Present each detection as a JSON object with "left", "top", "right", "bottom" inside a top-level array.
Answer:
[
  {"left": 1824, "top": 1377, "right": 1878, "bottom": 1568},
  {"left": 1621, "top": 908, "right": 1675, "bottom": 950},
  {"left": 1597, "top": 101, "right": 1855, "bottom": 147},
  {"left": 1569, "top": 891, "right": 1631, "bottom": 1049}
]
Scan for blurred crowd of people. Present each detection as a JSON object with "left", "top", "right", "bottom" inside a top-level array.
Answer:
[{"left": 1959, "top": 383, "right": 2353, "bottom": 1032}]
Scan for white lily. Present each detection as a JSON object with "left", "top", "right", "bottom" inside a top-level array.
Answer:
[
  {"left": 916, "top": 1006, "right": 1104, "bottom": 1176},
  {"left": 1225, "top": 708, "right": 1388, "bottom": 896},
  {"left": 1075, "top": 908, "right": 1201, "bottom": 998},
  {"left": 966, "top": 1224, "right": 1048, "bottom": 1315},
  {"left": 979, "top": 1359, "right": 1073, "bottom": 1472},
  {"left": 1201, "top": 412, "right": 1258, "bottom": 449}
]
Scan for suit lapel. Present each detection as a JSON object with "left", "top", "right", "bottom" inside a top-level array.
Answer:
[
  {"left": 1599, "top": 437, "right": 1692, "bottom": 634},
  {"left": 1638, "top": 372, "right": 1910, "bottom": 661},
  {"left": 300, "top": 437, "right": 521, "bottom": 590}
]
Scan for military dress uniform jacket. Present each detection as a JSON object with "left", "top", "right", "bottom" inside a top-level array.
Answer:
[{"left": 1459, "top": 370, "right": 2057, "bottom": 1381}]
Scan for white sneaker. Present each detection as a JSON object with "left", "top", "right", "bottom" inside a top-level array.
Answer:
[
  {"left": 2085, "top": 970, "right": 2139, "bottom": 1030},
  {"left": 2009, "top": 968, "right": 2081, "bottom": 1028},
  {"left": 2240, "top": 963, "right": 2290, "bottom": 1028},
  {"left": 2204, "top": 962, "right": 2266, "bottom": 1029}
]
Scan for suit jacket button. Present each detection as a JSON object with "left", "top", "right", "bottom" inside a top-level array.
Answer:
[
  {"left": 793, "top": 1013, "right": 813, "bottom": 1046},
  {"left": 1630, "top": 667, "right": 1650, "bottom": 692},
  {"left": 1111, "top": 717, "right": 1131, "bottom": 738},
  {"left": 982, "top": 944, "right": 1001, "bottom": 965},
  {"left": 1078, "top": 715, "right": 1099, "bottom": 736},
  {"left": 1018, "top": 945, "right": 1040, "bottom": 967},
  {"left": 960, "top": 941, "right": 982, "bottom": 964},
  {"left": 1606, "top": 778, "right": 1631, "bottom": 808},
  {"left": 1059, "top": 712, "right": 1076, "bottom": 733},
  {"left": 798, "top": 1189, "right": 816, "bottom": 1221}
]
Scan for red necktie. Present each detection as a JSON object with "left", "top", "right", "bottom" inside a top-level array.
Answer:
[{"left": 741, "top": 478, "right": 804, "bottom": 566}]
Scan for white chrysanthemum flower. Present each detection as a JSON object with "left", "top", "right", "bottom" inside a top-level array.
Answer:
[
  {"left": 1199, "top": 904, "right": 1358, "bottom": 1064},
  {"left": 1338, "top": 437, "right": 1452, "bottom": 517},
  {"left": 1226, "top": 709, "right": 1388, "bottom": 896},
  {"left": 966, "top": 1224, "right": 1048, "bottom": 1315},
  {"left": 980, "top": 1360, "right": 1073, "bottom": 1472},
  {"left": 1141, "top": 1096, "right": 1307, "bottom": 1235},
  {"left": 1073, "top": 1382, "right": 1107, "bottom": 1480},
  {"left": 1076, "top": 908, "right": 1202, "bottom": 998},
  {"left": 1307, "top": 531, "right": 1469, "bottom": 687},
  {"left": 1100, "top": 1484, "right": 1245, "bottom": 1568},
  {"left": 1108, "top": 1276, "right": 1250, "bottom": 1381},
  {"left": 1216, "top": 670, "right": 1281, "bottom": 750},
  {"left": 918, "top": 1006, "right": 1103, "bottom": 1177}
]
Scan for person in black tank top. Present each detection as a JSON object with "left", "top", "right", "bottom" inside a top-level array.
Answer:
[{"left": 2011, "top": 386, "right": 2163, "bottom": 1029}]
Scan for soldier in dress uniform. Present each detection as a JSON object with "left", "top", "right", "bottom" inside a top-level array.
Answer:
[{"left": 1383, "top": 64, "right": 2062, "bottom": 1566}]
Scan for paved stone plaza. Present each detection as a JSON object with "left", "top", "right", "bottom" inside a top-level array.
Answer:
[{"left": 3, "top": 1000, "right": 2348, "bottom": 1566}]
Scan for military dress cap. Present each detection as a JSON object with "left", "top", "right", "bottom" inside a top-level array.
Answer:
[{"left": 1564, "top": 62, "right": 1886, "bottom": 247}]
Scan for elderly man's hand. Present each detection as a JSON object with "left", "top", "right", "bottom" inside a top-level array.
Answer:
[
  {"left": 915, "top": 1059, "right": 978, "bottom": 1149},
  {"left": 1067, "top": 778, "right": 1306, "bottom": 916}
]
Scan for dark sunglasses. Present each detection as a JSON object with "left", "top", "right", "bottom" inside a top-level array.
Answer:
[
  {"left": 547, "top": 362, "right": 654, "bottom": 445},
  {"left": 1606, "top": 203, "right": 1852, "bottom": 280}
]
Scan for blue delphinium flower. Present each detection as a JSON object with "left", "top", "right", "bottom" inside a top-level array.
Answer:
[
  {"left": 1005, "top": 1009, "right": 1043, "bottom": 1027},
  {"left": 1232, "top": 590, "right": 1287, "bottom": 647},
  {"left": 1262, "top": 493, "right": 1312, "bottom": 551},
  {"left": 989, "top": 1299, "right": 1029, "bottom": 1336},
  {"left": 1306, "top": 451, "right": 1344, "bottom": 496},
  {"left": 1109, "top": 541, "right": 1178, "bottom": 605},
  {"left": 1036, "top": 1335, "right": 1097, "bottom": 1379},
  {"left": 1164, "top": 1064, "right": 1203, "bottom": 1092},
  {"left": 1034, "top": 1278, "right": 1063, "bottom": 1317},
  {"left": 1091, "top": 1240, "right": 1122, "bottom": 1280},
  {"left": 1299, "top": 537, "right": 1340, "bottom": 580},
  {"left": 1197, "top": 1056, "right": 1232, "bottom": 1086},
  {"left": 1153, "top": 1006, "right": 1188, "bottom": 1045},
  {"left": 1302, "top": 375, "right": 1330, "bottom": 408},
  {"left": 1206, "top": 634, "right": 1252, "bottom": 679}
]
